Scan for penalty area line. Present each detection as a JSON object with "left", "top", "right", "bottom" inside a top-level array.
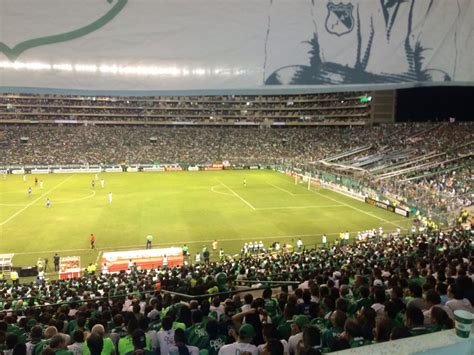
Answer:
[
  {"left": 256, "top": 204, "right": 342, "bottom": 210},
  {"left": 307, "top": 189, "right": 404, "bottom": 229},
  {"left": 266, "top": 182, "right": 295, "bottom": 196},
  {"left": 215, "top": 179, "right": 256, "bottom": 210},
  {"left": 0, "top": 175, "right": 74, "bottom": 227}
]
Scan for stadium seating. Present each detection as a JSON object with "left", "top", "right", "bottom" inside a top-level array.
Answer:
[
  {"left": 0, "top": 228, "right": 472, "bottom": 354},
  {"left": 0, "top": 92, "right": 371, "bottom": 125},
  {"left": 0, "top": 120, "right": 471, "bottom": 221}
]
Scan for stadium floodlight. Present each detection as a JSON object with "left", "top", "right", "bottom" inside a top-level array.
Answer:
[{"left": 52, "top": 64, "right": 73, "bottom": 71}]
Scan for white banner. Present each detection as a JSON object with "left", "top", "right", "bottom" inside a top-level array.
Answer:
[
  {"left": 143, "top": 167, "right": 165, "bottom": 172},
  {"left": 0, "top": 0, "right": 472, "bottom": 93},
  {"left": 102, "top": 247, "right": 182, "bottom": 262},
  {"left": 104, "top": 167, "right": 122, "bottom": 173},
  {"left": 53, "top": 168, "right": 101, "bottom": 173},
  {"left": 31, "top": 169, "right": 50, "bottom": 174}
]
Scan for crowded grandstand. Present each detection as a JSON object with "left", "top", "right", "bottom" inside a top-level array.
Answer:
[{"left": 1, "top": 1, "right": 473, "bottom": 355}]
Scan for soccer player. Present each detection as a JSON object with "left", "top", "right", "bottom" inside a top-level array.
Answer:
[
  {"left": 39, "top": 180, "right": 44, "bottom": 189},
  {"left": 212, "top": 239, "right": 218, "bottom": 251},
  {"left": 45, "top": 198, "right": 51, "bottom": 208},
  {"left": 108, "top": 192, "right": 113, "bottom": 204},
  {"left": 195, "top": 252, "right": 201, "bottom": 265},
  {"left": 91, "top": 179, "right": 95, "bottom": 189},
  {"left": 322, "top": 234, "right": 327, "bottom": 247},
  {"left": 34, "top": 177, "right": 38, "bottom": 186},
  {"left": 90, "top": 233, "right": 95, "bottom": 249},
  {"left": 23, "top": 174, "right": 26, "bottom": 182},
  {"left": 219, "top": 248, "right": 225, "bottom": 261},
  {"left": 95, "top": 173, "right": 98, "bottom": 181},
  {"left": 100, "top": 179, "right": 105, "bottom": 188},
  {"left": 27, "top": 187, "right": 32, "bottom": 196},
  {"left": 146, "top": 233, "right": 153, "bottom": 249},
  {"left": 243, "top": 177, "right": 247, "bottom": 187}
]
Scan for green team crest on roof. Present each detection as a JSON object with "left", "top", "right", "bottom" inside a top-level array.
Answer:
[{"left": 0, "top": 0, "right": 127, "bottom": 61}]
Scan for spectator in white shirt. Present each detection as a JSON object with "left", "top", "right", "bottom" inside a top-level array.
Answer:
[
  {"left": 446, "top": 285, "right": 473, "bottom": 313},
  {"left": 288, "top": 315, "right": 310, "bottom": 355},
  {"left": 218, "top": 324, "right": 258, "bottom": 355},
  {"left": 157, "top": 316, "right": 175, "bottom": 355},
  {"left": 25, "top": 326, "right": 43, "bottom": 355},
  {"left": 67, "top": 330, "right": 84, "bottom": 355}
]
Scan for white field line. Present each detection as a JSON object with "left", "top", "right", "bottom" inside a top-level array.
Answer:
[
  {"left": 210, "top": 185, "right": 233, "bottom": 196},
  {"left": 0, "top": 189, "right": 96, "bottom": 207},
  {"left": 11, "top": 228, "right": 403, "bottom": 256},
  {"left": 0, "top": 175, "right": 74, "bottom": 226},
  {"left": 216, "top": 179, "right": 256, "bottom": 210},
  {"left": 308, "top": 189, "right": 404, "bottom": 228},
  {"left": 273, "top": 173, "right": 404, "bottom": 229},
  {"left": 95, "top": 251, "right": 103, "bottom": 265},
  {"left": 267, "top": 182, "right": 295, "bottom": 196},
  {"left": 256, "top": 204, "right": 342, "bottom": 210}
]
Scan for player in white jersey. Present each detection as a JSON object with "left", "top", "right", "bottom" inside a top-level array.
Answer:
[
  {"left": 27, "top": 187, "right": 32, "bottom": 196},
  {"left": 23, "top": 174, "right": 26, "bottom": 182},
  {"left": 108, "top": 192, "right": 113, "bottom": 204},
  {"left": 39, "top": 180, "right": 43, "bottom": 189},
  {"left": 100, "top": 179, "right": 105, "bottom": 188},
  {"left": 46, "top": 198, "right": 51, "bottom": 208}
]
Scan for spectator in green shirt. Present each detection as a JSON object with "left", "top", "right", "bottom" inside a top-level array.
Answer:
[
  {"left": 204, "top": 319, "right": 227, "bottom": 355},
  {"left": 185, "top": 310, "right": 209, "bottom": 349},
  {"left": 277, "top": 303, "right": 297, "bottom": 341},
  {"left": 83, "top": 325, "right": 115, "bottom": 355},
  {"left": 146, "top": 234, "right": 153, "bottom": 249},
  {"left": 322, "top": 310, "right": 346, "bottom": 348},
  {"left": 118, "top": 318, "right": 151, "bottom": 355},
  {"left": 86, "top": 332, "right": 103, "bottom": 355}
]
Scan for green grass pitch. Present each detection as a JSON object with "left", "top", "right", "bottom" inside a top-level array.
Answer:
[{"left": 0, "top": 170, "right": 411, "bottom": 271}]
